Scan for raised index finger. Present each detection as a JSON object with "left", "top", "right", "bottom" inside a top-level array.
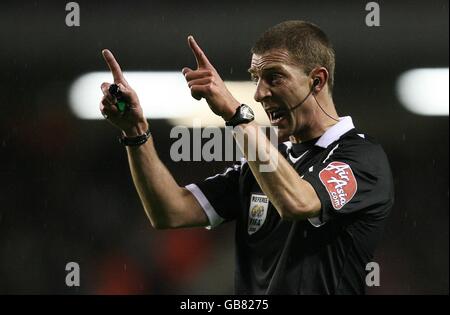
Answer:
[
  {"left": 102, "top": 49, "right": 126, "bottom": 84},
  {"left": 188, "top": 35, "right": 212, "bottom": 69}
]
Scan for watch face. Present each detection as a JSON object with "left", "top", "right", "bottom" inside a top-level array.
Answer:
[
  {"left": 226, "top": 104, "right": 255, "bottom": 127},
  {"left": 241, "top": 105, "right": 255, "bottom": 120}
]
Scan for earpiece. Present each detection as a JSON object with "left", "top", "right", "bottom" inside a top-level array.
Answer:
[
  {"left": 289, "top": 78, "right": 322, "bottom": 111},
  {"left": 289, "top": 76, "right": 338, "bottom": 122},
  {"left": 313, "top": 78, "right": 321, "bottom": 87}
]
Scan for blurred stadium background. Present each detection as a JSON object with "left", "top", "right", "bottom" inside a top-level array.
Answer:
[{"left": 0, "top": 0, "right": 448, "bottom": 294}]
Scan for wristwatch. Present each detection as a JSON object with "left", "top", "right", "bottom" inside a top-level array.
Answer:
[
  {"left": 118, "top": 127, "right": 151, "bottom": 146},
  {"left": 225, "top": 104, "right": 255, "bottom": 127}
]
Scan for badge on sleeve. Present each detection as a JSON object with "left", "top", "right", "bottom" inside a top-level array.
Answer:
[
  {"left": 248, "top": 194, "right": 269, "bottom": 235},
  {"left": 319, "top": 161, "right": 357, "bottom": 210}
]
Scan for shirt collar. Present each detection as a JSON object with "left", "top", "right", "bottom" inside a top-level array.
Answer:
[
  {"left": 315, "top": 116, "right": 355, "bottom": 148},
  {"left": 283, "top": 116, "right": 355, "bottom": 151}
]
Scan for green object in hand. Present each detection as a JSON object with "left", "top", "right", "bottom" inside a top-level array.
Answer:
[
  {"left": 109, "top": 84, "right": 129, "bottom": 113},
  {"left": 117, "top": 100, "right": 127, "bottom": 113}
]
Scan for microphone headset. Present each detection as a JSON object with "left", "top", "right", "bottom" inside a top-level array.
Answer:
[{"left": 289, "top": 77, "right": 339, "bottom": 122}]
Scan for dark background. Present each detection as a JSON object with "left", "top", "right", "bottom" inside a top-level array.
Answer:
[{"left": 0, "top": 0, "right": 448, "bottom": 294}]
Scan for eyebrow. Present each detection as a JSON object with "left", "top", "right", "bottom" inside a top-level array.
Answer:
[{"left": 247, "top": 65, "right": 285, "bottom": 75}]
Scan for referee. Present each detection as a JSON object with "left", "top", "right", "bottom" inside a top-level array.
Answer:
[{"left": 99, "top": 20, "right": 394, "bottom": 294}]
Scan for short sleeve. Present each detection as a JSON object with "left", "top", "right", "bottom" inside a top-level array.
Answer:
[
  {"left": 185, "top": 163, "right": 242, "bottom": 229},
  {"left": 303, "top": 142, "right": 394, "bottom": 225}
]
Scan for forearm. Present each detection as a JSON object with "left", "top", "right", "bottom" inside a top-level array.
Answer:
[
  {"left": 234, "top": 122, "right": 320, "bottom": 220},
  {"left": 99, "top": 49, "right": 208, "bottom": 229},
  {"left": 125, "top": 133, "right": 206, "bottom": 229},
  {"left": 126, "top": 138, "right": 175, "bottom": 226}
]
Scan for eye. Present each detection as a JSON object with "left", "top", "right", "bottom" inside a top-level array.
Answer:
[
  {"left": 268, "top": 73, "right": 284, "bottom": 85},
  {"left": 250, "top": 74, "right": 259, "bottom": 85}
]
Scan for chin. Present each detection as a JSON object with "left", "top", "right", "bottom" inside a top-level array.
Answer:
[
  {"left": 277, "top": 131, "right": 290, "bottom": 143},
  {"left": 269, "top": 116, "right": 293, "bottom": 143}
]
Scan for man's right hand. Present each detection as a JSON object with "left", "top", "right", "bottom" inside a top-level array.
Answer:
[{"left": 100, "top": 49, "right": 148, "bottom": 137}]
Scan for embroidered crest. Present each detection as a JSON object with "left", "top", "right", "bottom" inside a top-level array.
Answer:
[{"left": 248, "top": 194, "right": 269, "bottom": 235}]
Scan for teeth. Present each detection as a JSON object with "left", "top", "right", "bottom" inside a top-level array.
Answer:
[
  {"left": 266, "top": 108, "right": 287, "bottom": 124},
  {"left": 271, "top": 110, "right": 286, "bottom": 121},
  {"left": 271, "top": 113, "right": 286, "bottom": 124},
  {"left": 272, "top": 117, "right": 283, "bottom": 123}
]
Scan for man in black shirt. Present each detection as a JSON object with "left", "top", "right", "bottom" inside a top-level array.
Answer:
[{"left": 99, "top": 20, "right": 394, "bottom": 294}]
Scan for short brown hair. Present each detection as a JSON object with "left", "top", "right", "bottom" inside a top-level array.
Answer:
[{"left": 252, "top": 20, "right": 336, "bottom": 93}]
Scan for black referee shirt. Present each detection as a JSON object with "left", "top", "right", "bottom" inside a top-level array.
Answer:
[{"left": 186, "top": 117, "right": 394, "bottom": 294}]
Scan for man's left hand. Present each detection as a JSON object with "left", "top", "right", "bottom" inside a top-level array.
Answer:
[{"left": 182, "top": 35, "right": 240, "bottom": 121}]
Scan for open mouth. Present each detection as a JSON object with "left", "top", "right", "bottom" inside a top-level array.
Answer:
[{"left": 268, "top": 108, "right": 288, "bottom": 124}]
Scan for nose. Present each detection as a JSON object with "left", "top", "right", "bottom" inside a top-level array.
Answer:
[{"left": 254, "top": 79, "right": 271, "bottom": 103}]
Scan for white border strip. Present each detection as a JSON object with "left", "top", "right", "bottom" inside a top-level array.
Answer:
[
  {"left": 185, "top": 184, "right": 225, "bottom": 229},
  {"left": 308, "top": 216, "right": 326, "bottom": 228}
]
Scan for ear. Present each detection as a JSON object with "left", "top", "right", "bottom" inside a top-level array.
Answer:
[{"left": 310, "top": 67, "right": 329, "bottom": 93}]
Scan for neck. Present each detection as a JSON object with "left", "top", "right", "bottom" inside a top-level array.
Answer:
[{"left": 290, "top": 97, "right": 339, "bottom": 143}]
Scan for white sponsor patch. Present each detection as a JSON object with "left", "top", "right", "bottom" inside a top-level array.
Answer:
[{"left": 248, "top": 194, "right": 269, "bottom": 235}]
